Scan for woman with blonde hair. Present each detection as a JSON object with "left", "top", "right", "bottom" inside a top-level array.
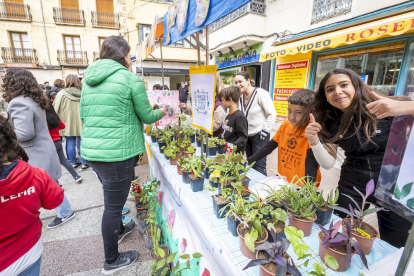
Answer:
[{"left": 54, "top": 75, "right": 87, "bottom": 170}]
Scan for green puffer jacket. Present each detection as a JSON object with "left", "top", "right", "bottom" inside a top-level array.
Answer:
[{"left": 80, "top": 59, "right": 163, "bottom": 162}]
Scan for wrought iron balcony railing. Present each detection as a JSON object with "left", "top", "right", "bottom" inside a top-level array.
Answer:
[
  {"left": 311, "top": 0, "right": 352, "bottom": 24},
  {"left": 57, "top": 50, "right": 88, "bottom": 65},
  {"left": 91, "top": 11, "right": 120, "bottom": 29},
  {"left": 93, "top": 51, "right": 99, "bottom": 61},
  {"left": 0, "top": 2, "right": 32, "bottom": 21},
  {"left": 1, "top": 47, "right": 38, "bottom": 64},
  {"left": 209, "top": 0, "right": 266, "bottom": 33},
  {"left": 53, "top": 7, "right": 85, "bottom": 26}
]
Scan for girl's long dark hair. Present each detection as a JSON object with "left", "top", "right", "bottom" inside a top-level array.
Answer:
[
  {"left": 45, "top": 101, "right": 61, "bottom": 130},
  {"left": 313, "top": 68, "right": 377, "bottom": 157},
  {"left": 2, "top": 68, "right": 47, "bottom": 110},
  {"left": 0, "top": 115, "right": 29, "bottom": 174}
]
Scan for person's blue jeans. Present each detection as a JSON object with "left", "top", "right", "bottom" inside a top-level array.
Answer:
[
  {"left": 66, "top": 136, "right": 86, "bottom": 165},
  {"left": 17, "top": 255, "right": 42, "bottom": 276},
  {"left": 179, "top": 99, "right": 187, "bottom": 114},
  {"left": 55, "top": 194, "right": 73, "bottom": 218},
  {"left": 245, "top": 132, "right": 270, "bottom": 176}
]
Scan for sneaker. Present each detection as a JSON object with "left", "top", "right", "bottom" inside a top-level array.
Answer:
[
  {"left": 80, "top": 164, "right": 90, "bottom": 171},
  {"left": 75, "top": 176, "right": 83, "bottom": 183},
  {"left": 122, "top": 215, "right": 132, "bottom": 225},
  {"left": 47, "top": 212, "right": 76, "bottom": 229},
  {"left": 102, "top": 250, "right": 139, "bottom": 275},
  {"left": 122, "top": 206, "right": 129, "bottom": 215},
  {"left": 72, "top": 162, "right": 81, "bottom": 169},
  {"left": 118, "top": 220, "right": 136, "bottom": 244},
  {"left": 131, "top": 176, "right": 139, "bottom": 183}
]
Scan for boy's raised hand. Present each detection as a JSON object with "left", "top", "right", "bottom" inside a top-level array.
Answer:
[{"left": 305, "top": 114, "right": 322, "bottom": 146}]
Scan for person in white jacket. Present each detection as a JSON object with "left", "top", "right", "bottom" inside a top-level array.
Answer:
[{"left": 235, "top": 71, "right": 276, "bottom": 175}]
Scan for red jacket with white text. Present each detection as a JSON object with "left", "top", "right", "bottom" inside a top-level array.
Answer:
[{"left": 0, "top": 161, "right": 64, "bottom": 272}]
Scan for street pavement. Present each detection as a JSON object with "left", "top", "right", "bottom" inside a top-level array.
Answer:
[{"left": 38, "top": 125, "right": 377, "bottom": 275}]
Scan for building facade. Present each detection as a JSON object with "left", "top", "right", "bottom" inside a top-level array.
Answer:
[{"left": 0, "top": 0, "right": 132, "bottom": 84}]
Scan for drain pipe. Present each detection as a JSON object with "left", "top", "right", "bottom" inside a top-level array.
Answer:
[{"left": 39, "top": 0, "right": 51, "bottom": 65}]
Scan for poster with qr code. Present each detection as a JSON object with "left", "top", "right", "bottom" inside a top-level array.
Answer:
[{"left": 189, "top": 65, "right": 217, "bottom": 134}]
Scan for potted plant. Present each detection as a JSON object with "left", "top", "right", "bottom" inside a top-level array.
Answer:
[
  {"left": 183, "top": 126, "right": 195, "bottom": 143},
  {"left": 177, "top": 156, "right": 186, "bottom": 175},
  {"left": 318, "top": 220, "right": 368, "bottom": 271},
  {"left": 243, "top": 234, "right": 301, "bottom": 276},
  {"left": 208, "top": 139, "right": 217, "bottom": 156},
  {"left": 181, "top": 161, "right": 191, "bottom": 184},
  {"left": 330, "top": 179, "right": 383, "bottom": 254},
  {"left": 237, "top": 213, "right": 268, "bottom": 259},
  {"left": 247, "top": 189, "right": 273, "bottom": 220},
  {"left": 208, "top": 169, "right": 220, "bottom": 188},
  {"left": 222, "top": 194, "right": 247, "bottom": 236},
  {"left": 233, "top": 161, "right": 255, "bottom": 188},
  {"left": 311, "top": 187, "right": 339, "bottom": 226},
  {"left": 264, "top": 208, "right": 287, "bottom": 243},
  {"left": 195, "top": 129, "right": 202, "bottom": 147},
  {"left": 150, "top": 249, "right": 177, "bottom": 276},
  {"left": 284, "top": 192, "right": 317, "bottom": 237},
  {"left": 136, "top": 210, "right": 149, "bottom": 234},
  {"left": 150, "top": 125, "right": 158, "bottom": 143},
  {"left": 188, "top": 156, "right": 204, "bottom": 192},
  {"left": 164, "top": 142, "right": 181, "bottom": 165},
  {"left": 144, "top": 210, "right": 160, "bottom": 252},
  {"left": 212, "top": 187, "right": 231, "bottom": 219},
  {"left": 216, "top": 139, "right": 227, "bottom": 154},
  {"left": 203, "top": 157, "right": 214, "bottom": 180},
  {"left": 184, "top": 145, "right": 196, "bottom": 158}
]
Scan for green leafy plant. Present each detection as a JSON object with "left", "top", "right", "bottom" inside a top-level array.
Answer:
[
  {"left": 187, "top": 155, "right": 203, "bottom": 179},
  {"left": 183, "top": 126, "right": 194, "bottom": 137},
  {"left": 185, "top": 145, "right": 196, "bottom": 153},
  {"left": 150, "top": 251, "right": 178, "bottom": 276},
  {"left": 217, "top": 138, "right": 226, "bottom": 146},
  {"left": 283, "top": 192, "right": 316, "bottom": 220},
  {"left": 164, "top": 141, "right": 180, "bottom": 159},
  {"left": 266, "top": 208, "right": 287, "bottom": 234},
  {"left": 208, "top": 139, "right": 217, "bottom": 148},
  {"left": 311, "top": 188, "right": 339, "bottom": 210}
]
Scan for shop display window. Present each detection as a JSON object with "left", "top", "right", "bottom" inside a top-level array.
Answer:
[
  {"left": 219, "top": 67, "right": 241, "bottom": 86},
  {"left": 403, "top": 42, "right": 414, "bottom": 100},
  {"left": 314, "top": 42, "right": 406, "bottom": 96}
]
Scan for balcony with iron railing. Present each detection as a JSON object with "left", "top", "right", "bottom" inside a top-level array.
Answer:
[
  {"left": 209, "top": 0, "right": 266, "bottom": 33},
  {"left": 53, "top": 7, "right": 85, "bottom": 26},
  {"left": 0, "top": 2, "right": 32, "bottom": 21},
  {"left": 93, "top": 51, "right": 100, "bottom": 61},
  {"left": 1, "top": 47, "right": 38, "bottom": 64},
  {"left": 91, "top": 11, "right": 120, "bottom": 29},
  {"left": 57, "top": 50, "right": 88, "bottom": 65}
]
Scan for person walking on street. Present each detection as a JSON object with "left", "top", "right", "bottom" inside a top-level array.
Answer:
[
  {"left": 45, "top": 101, "right": 83, "bottom": 183},
  {"left": 0, "top": 115, "right": 65, "bottom": 276},
  {"left": 3, "top": 68, "right": 76, "bottom": 229},
  {"left": 54, "top": 75, "right": 89, "bottom": 170},
  {"left": 80, "top": 36, "right": 167, "bottom": 275},
  {"left": 235, "top": 71, "right": 276, "bottom": 175},
  {"left": 179, "top": 82, "right": 189, "bottom": 114}
]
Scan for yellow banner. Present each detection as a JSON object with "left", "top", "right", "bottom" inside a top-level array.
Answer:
[
  {"left": 189, "top": 65, "right": 218, "bottom": 74},
  {"left": 146, "top": 141, "right": 153, "bottom": 159},
  {"left": 261, "top": 11, "right": 414, "bottom": 61}
]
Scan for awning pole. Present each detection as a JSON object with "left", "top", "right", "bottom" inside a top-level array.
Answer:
[{"left": 160, "top": 39, "right": 165, "bottom": 87}]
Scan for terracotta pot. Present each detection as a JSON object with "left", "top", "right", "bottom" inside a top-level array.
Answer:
[
  {"left": 169, "top": 153, "right": 181, "bottom": 166},
  {"left": 177, "top": 163, "right": 182, "bottom": 175},
  {"left": 288, "top": 211, "right": 316, "bottom": 237},
  {"left": 255, "top": 251, "right": 295, "bottom": 276},
  {"left": 237, "top": 223, "right": 268, "bottom": 259},
  {"left": 342, "top": 218, "right": 378, "bottom": 255},
  {"left": 135, "top": 202, "right": 147, "bottom": 213},
  {"left": 318, "top": 231, "right": 355, "bottom": 271},
  {"left": 184, "top": 151, "right": 195, "bottom": 158}
]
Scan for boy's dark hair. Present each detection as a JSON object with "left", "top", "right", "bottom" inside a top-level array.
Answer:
[
  {"left": 45, "top": 101, "right": 61, "bottom": 130},
  {"left": 220, "top": 86, "right": 241, "bottom": 102},
  {"left": 0, "top": 115, "right": 29, "bottom": 174},
  {"left": 153, "top": 84, "right": 161, "bottom": 90},
  {"left": 287, "top": 89, "right": 315, "bottom": 106}
]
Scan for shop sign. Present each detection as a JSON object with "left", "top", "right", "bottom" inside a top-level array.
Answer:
[
  {"left": 273, "top": 60, "right": 309, "bottom": 122},
  {"left": 3, "top": 63, "right": 38, "bottom": 68},
  {"left": 136, "top": 67, "right": 189, "bottom": 75},
  {"left": 216, "top": 43, "right": 261, "bottom": 69},
  {"left": 261, "top": 11, "right": 414, "bottom": 60}
]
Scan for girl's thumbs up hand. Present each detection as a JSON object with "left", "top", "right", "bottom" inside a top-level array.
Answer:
[{"left": 305, "top": 114, "right": 322, "bottom": 146}]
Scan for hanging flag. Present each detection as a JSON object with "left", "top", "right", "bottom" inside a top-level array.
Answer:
[
  {"left": 176, "top": 0, "right": 190, "bottom": 35},
  {"left": 146, "top": 16, "right": 158, "bottom": 48},
  {"left": 195, "top": 0, "right": 210, "bottom": 26},
  {"left": 166, "top": 0, "right": 178, "bottom": 44}
]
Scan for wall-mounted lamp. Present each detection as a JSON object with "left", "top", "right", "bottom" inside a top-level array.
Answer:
[
  {"left": 243, "top": 42, "right": 248, "bottom": 51},
  {"left": 209, "top": 54, "right": 213, "bottom": 60},
  {"left": 218, "top": 51, "right": 222, "bottom": 57},
  {"left": 229, "top": 47, "right": 234, "bottom": 55}
]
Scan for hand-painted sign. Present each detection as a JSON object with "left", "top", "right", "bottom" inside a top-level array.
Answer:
[
  {"left": 195, "top": 0, "right": 210, "bottom": 26},
  {"left": 176, "top": 0, "right": 190, "bottom": 35},
  {"left": 166, "top": 0, "right": 178, "bottom": 44},
  {"left": 215, "top": 43, "right": 261, "bottom": 69}
]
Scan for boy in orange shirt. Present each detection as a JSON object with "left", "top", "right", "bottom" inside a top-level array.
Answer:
[{"left": 247, "top": 89, "right": 321, "bottom": 185}]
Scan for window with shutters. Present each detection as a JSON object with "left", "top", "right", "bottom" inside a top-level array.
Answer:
[
  {"left": 60, "top": 0, "right": 79, "bottom": 9},
  {"left": 1, "top": 0, "right": 32, "bottom": 21},
  {"left": 92, "top": 0, "right": 118, "bottom": 28}
]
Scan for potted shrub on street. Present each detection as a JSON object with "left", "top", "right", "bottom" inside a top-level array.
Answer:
[
  {"left": 212, "top": 187, "right": 231, "bottom": 219},
  {"left": 318, "top": 220, "right": 368, "bottom": 272},
  {"left": 330, "top": 179, "right": 383, "bottom": 254},
  {"left": 284, "top": 192, "right": 317, "bottom": 237},
  {"left": 242, "top": 234, "right": 301, "bottom": 276},
  {"left": 150, "top": 248, "right": 177, "bottom": 276},
  {"left": 188, "top": 156, "right": 204, "bottom": 192},
  {"left": 136, "top": 210, "right": 149, "bottom": 234},
  {"left": 237, "top": 213, "right": 268, "bottom": 259}
]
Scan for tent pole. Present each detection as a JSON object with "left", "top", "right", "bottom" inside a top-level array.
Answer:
[
  {"left": 195, "top": 31, "right": 205, "bottom": 156},
  {"left": 160, "top": 39, "right": 165, "bottom": 87},
  {"left": 204, "top": 28, "right": 209, "bottom": 159}
]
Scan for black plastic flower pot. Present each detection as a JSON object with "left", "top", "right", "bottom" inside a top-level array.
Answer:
[
  {"left": 196, "top": 139, "right": 201, "bottom": 147},
  {"left": 158, "top": 142, "right": 166, "bottom": 154},
  {"left": 204, "top": 168, "right": 211, "bottom": 180},
  {"left": 242, "top": 177, "right": 250, "bottom": 188},
  {"left": 151, "top": 135, "right": 157, "bottom": 143},
  {"left": 144, "top": 226, "right": 159, "bottom": 253},
  {"left": 217, "top": 144, "right": 227, "bottom": 154},
  {"left": 208, "top": 147, "right": 217, "bottom": 156},
  {"left": 227, "top": 215, "right": 240, "bottom": 237},
  {"left": 136, "top": 210, "right": 149, "bottom": 235},
  {"left": 190, "top": 177, "right": 204, "bottom": 192},
  {"left": 315, "top": 207, "right": 333, "bottom": 226},
  {"left": 164, "top": 152, "right": 169, "bottom": 160},
  {"left": 218, "top": 182, "right": 231, "bottom": 195},
  {"left": 190, "top": 134, "right": 195, "bottom": 143},
  {"left": 210, "top": 180, "right": 218, "bottom": 188},
  {"left": 182, "top": 170, "right": 191, "bottom": 184},
  {"left": 231, "top": 191, "right": 250, "bottom": 202},
  {"left": 203, "top": 143, "right": 207, "bottom": 152},
  {"left": 212, "top": 195, "right": 229, "bottom": 219}
]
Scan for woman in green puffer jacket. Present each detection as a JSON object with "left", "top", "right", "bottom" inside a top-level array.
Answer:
[{"left": 80, "top": 36, "right": 166, "bottom": 275}]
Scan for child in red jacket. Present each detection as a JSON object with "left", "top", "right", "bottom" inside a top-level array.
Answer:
[
  {"left": 45, "top": 102, "right": 83, "bottom": 183},
  {"left": 0, "top": 115, "right": 64, "bottom": 276}
]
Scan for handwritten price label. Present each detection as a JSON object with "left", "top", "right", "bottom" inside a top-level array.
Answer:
[{"left": 357, "top": 228, "right": 371, "bottom": 239}]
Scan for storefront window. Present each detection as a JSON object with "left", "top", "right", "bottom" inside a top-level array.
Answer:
[
  {"left": 219, "top": 67, "right": 241, "bottom": 86},
  {"left": 314, "top": 42, "right": 406, "bottom": 96},
  {"left": 403, "top": 42, "right": 414, "bottom": 100}
]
